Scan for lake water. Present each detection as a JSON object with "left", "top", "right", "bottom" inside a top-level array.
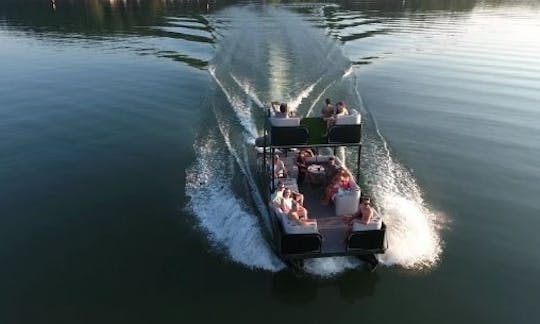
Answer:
[{"left": 1, "top": 0, "right": 540, "bottom": 323}]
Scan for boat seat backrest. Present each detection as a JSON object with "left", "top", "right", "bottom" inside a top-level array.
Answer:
[
  {"left": 269, "top": 117, "right": 301, "bottom": 127},
  {"left": 352, "top": 213, "right": 383, "bottom": 231},
  {"left": 334, "top": 185, "right": 361, "bottom": 216},
  {"left": 335, "top": 109, "right": 362, "bottom": 125},
  {"left": 304, "top": 155, "right": 342, "bottom": 166},
  {"left": 273, "top": 207, "right": 319, "bottom": 234}
]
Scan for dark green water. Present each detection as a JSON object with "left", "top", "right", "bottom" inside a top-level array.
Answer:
[{"left": 1, "top": 0, "right": 540, "bottom": 323}]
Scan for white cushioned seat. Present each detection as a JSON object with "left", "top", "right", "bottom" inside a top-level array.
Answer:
[
  {"left": 352, "top": 213, "right": 382, "bottom": 231},
  {"left": 335, "top": 109, "right": 361, "bottom": 125},
  {"left": 269, "top": 117, "right": 301, "bottom": 127},
  {"left": 304, "top": 155, "right": 342, "bottom": 166},
  {"left": 274, "top": 209, "right": 318, "bottom": 234}
]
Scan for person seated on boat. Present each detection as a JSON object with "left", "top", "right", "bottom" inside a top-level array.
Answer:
[
  {"left": 272, "top": 181, "right": 304, "bottom": 208},
  {"left": 344, "top": 196, "right": 374, "bottom": 225},
  {"left": 270, "top": 101, "right": 280, "bottom": 114},
  {"left": 320, "top": 98, "right": 335, "bottom": 130},
  {"left": 335, "top": 101, "right": 349, "bottom": 116},
  {"left": 321, "top": 168, "right": 353, "bottom": 205},
  {"left": 273, "top": 154, "right": 288, "bottom": 178},
  {"left": 321, "top": 98, "right": 334, "bottom": 119},
  {"left": 275, "top": 103, "right": 289, "bottom": 118},
  {"left": 280, "top": 189, "right": 309, "bottom": 220},
  {"left": 288, "top": 201, "right": 314, "bottom": 225},
  {"left": 324, "top": 156, "right": 340, "bottom": 185}
]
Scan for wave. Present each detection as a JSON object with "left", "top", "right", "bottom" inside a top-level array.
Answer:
[
  {"left": 287, "top": 77, "right": 321, "bottom": 111},
  {"left": 185, "top": 134, "right": 284, "bottom": 271},
  {"left": 230, "top": 73, "right": 265, "bottom": 109},
  {"left": 353, "top": 76, "right": 445, "bottom": 269},
  {"left": 208, "top": 65, "right": 259, "bottom": 142}
]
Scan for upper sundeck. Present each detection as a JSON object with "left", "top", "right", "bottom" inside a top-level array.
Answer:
[{"left": 258, "top": 108, "right": 363, "bottom": 148}]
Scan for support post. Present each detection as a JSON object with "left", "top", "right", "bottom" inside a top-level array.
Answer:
[{"left": 357, "top": 145, "right": 361, "bottom": 182}]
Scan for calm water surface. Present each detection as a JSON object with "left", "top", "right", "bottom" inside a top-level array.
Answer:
[{"left": 1, "top": 0, "right": 539, "bottom": 323}]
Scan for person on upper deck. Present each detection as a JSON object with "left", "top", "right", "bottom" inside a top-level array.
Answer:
[
  {"left": 270, "top": 101, "right": 287, "bottom": 117},
  {"left": 274, "top": 103, "right": 289, "bottom": 118},
  {"left": 321, "top": 98, "right": 334, "bottom": 120},
  {"left": 335, "top": 101, "right": 349, "bottom": 117}
]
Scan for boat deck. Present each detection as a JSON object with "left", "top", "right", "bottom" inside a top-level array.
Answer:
[{"left": 298, "top": 182, "right": 350, "bottom": 256}]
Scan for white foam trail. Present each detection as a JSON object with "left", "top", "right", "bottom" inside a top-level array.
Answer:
[
  {"left": 209, "top": 66, "right": 259, "bottom": 141},
  {"left": 343, "top": 66, "right": 354, "bottom": 79},
  {"left": 306, "top": 79, "right": 337, "bottom": 116},
  {"left": 213, "top": 111, "right": 272, "bottom": 232},
  {"left": 230, "top": 73, "right": 265, "bottom": 109},
  {"left": 186, "top": 136, "right": 284, "bottom": 271},
  {"left": 304, "top": 257, "right": 361, "bottom": 277},
  {"left": 354, "top": 83, "right": 444, "bottom": 269},
  {"left": 287, "top": 78, "right": 321, "bottom": 111}
]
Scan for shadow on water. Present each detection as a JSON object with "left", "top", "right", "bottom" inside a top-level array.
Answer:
[{"left": 271, "top": 269, "right": 380, "bottom": 304}]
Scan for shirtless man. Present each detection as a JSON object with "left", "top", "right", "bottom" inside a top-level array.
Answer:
[{"left": 321, "top": 98, "right": 334, "bottom": 118}]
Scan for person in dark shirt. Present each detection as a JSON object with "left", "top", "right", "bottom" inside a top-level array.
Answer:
[{"left": 324, "top": 157, "right": 340, "bottom": 184}]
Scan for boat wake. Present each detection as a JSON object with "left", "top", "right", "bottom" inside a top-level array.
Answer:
[
  {"left": 353, "top": 80, "right": 445, "bottom": 269},
  {"left": 185, "top": 133, "right": 284, "bottom": 271},
  {"left": 185, "top": 4, "right": 444, "bottom": 275}
]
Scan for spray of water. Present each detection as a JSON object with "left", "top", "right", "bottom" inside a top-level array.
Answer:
[
  {"left": 185, "top": 133, "right": 284, "bottom": 271},
  {"left": 230, "top": 73, "right": 265, "bottom": 109},
  {"left": 209, "top": 66, "right": 259, "bottom": 141},
  {"left": 354, "top": 76, "right": 444, "bottom": 269}
]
